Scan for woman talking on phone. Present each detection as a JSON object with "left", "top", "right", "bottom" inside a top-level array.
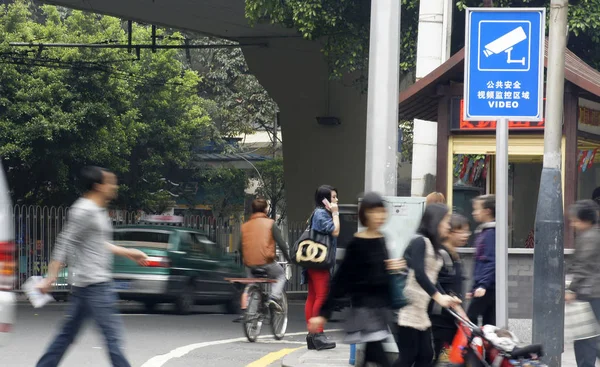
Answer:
[{"left": 302, "top": 185, "right": 340, "bottom": 350}]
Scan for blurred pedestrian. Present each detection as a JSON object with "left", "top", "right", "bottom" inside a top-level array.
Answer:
[
  {"left": 566, "top": 200, "right": 600, "bottom": 367},
  {"left": 426, "top": 192, "right": 446, "bottom": 206},
  {"left": 393, "top": 203, "right": 461, "bottom": 367},
  {"left": 428, "top": 213, "right": 470, "bottom": 365},
  {"left": 303, "top": 185, "right": 339, "bottom": 350},
  {"left": 467, "top": 194, "right": 496, "bottom": 326},
  {"left": 309, "top": 192, "right": 404, "bottom": 366},
  {"left": 36, "top": 167, "right": 148, "bottom": 367}
]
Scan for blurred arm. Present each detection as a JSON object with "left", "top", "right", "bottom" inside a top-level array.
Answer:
[{"left": 47, "top": 208, "right": 89, "bottom": 282}]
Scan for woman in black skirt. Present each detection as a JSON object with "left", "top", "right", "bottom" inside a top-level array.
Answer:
[{"left": 308, "top": 192, "right": 404, "bottom": 367}]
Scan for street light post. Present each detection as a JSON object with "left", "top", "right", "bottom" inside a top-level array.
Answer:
[
  {"left": 356, "top": 0, "right": 402, "bottom": 363},
  {"left": 364, "top": 0, "right": 401, "bottom": 196}
]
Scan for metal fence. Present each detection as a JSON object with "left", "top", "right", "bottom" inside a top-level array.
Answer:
[{"left": 11, "top": 205, "right": 308, "bottom": 293}]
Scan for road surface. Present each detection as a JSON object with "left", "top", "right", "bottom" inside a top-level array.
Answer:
[{"left": 1, "top": 300, "right": 345, "bottom": 367}]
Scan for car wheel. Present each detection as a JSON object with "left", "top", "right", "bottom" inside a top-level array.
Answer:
[{"left": 175, "top": 284, "right": 194, "bottom": 315}]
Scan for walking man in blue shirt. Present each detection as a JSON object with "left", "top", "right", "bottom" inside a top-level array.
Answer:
[{"left": 36, "top": 166, "right": 148, "bottom": 367}]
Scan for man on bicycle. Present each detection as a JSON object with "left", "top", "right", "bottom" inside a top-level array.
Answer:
[{"left": 239, "top": 199, "right": 290, "bottom": 310}]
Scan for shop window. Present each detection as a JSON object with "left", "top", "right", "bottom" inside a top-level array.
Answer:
[
  {"left": 451, "top": 154, "right": 487, "bottom": 247},
  {"left": 509, "top": 162, "right": 542, "bottom": 249},
  {"left": 451, "top": 154, "right": 542, "bottom": 248},
  {"left": 577, "top": 147, "right": 600, "bottom": 202},
  {"left": 577, "top": 101, "right": 600, "bottom": 204}
]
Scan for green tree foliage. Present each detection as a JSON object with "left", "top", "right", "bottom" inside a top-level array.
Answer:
[
  {"left": 183, "top": 37, "right": 279, "bottom": 138},
  {"left": 0, "top": 1, "right": 213, "bottom": 207},
  {"left": 200, "top": 166, "right": 248, "bottom": 218},
  {"left": 246, "top": 0, "right": 600, "bottom": 77},
  {"left": 399, "top": 120, "right": 413, "bottom": 163},
  {"left": 253, "top": 157, "right": 285, "bottom": 223},
  {"left": 141, "top": 190, "right": 177, "bottom": 215}
]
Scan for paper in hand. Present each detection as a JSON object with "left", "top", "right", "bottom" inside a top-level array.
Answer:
[{"left": 23, "top": 276, "right": 54, "bottom": 308}]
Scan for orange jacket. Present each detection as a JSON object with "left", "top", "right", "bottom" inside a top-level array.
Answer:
[{"left": 241, "top": 213, "right": 276, "bottom": 267}]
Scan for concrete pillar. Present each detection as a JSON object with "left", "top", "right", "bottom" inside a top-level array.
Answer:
[
  {"left": 411, "top": 120, "right": 439, "bottom": 196},
  {"left": 410, "top": 0, "right": 453, "bottom": 197},
  {"left": 242, "top": 38, "right": 367, "bottom": 223},
  {"left": 415, "top": 0, "right": 452, "bottom": 79}
]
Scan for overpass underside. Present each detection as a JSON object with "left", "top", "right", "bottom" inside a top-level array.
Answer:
[{"left": 42, "top": 0, "right": 369, "bottom": 222}]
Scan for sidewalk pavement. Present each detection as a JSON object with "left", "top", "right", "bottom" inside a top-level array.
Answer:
[
  {"left": 282, "top": 319, "right": 583, "bottom": 367},
  {"left": 282, "top": 344, "right": 580, "bottom": 367}
]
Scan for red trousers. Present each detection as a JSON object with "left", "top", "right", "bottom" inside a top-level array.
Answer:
[{"left": 304, "top": 268, "right": 330, "bottom": 333}]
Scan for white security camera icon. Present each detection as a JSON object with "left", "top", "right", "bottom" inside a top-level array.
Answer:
[{"left": 483, "top": 27, "right": 527, "bottom": 65}]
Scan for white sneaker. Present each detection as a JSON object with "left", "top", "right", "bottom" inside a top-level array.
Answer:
[{"left": 268, "top": 298, "right": 282, "bottom": 312}]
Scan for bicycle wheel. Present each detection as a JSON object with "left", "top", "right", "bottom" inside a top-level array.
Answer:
[
  {"left": 243, "top": 285, "right": 263, "bottom": 342},
  {"left": 270, "top": 292, "right": 288, "bottom": 340}
]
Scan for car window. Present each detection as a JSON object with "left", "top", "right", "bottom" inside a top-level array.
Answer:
[
  {"left": 179, "top": 232, "right": 194, "bottom": 253},
  {"left": 113, "top": 230, "right": 172, "bottom": 250},
  {"left": 191, "top": 234, "right": 218, "bottom": 257}
]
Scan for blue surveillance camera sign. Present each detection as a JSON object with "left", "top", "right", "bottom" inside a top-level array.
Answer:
[{"left": 464, "top": 8, "right": 545, "bottom": 121}]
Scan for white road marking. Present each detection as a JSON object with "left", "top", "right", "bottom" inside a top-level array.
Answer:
[
  {"left": 140, "top": 329, "right": 343, "bottom": 367},
  {"left": 254, "top": 340, "right": 306, "bottom": 345},
  {"left": 119, "top": 314, "right": 149, "bottom": 316}
]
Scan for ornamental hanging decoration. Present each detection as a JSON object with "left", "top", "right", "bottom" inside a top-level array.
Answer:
[
  {"left": 454, "top": 155, "right": 488, "bottom": 187},
  {"left": 578, "top": 148, "right": 599, "bottom": 173}
]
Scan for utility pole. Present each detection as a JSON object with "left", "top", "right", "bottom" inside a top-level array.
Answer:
[
  {"left": 273, "top": 113, "right": 278, "bottom": 159},
  {"left": 270, "top": 113, "right": 279, "bottom": 220},
  {"left": 533, "top": 1, "right": 568, "bottom": 366}
]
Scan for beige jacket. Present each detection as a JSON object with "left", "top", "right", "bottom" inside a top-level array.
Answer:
[{"left": 398, "top": 236, "right": 443, "bottom": 330}]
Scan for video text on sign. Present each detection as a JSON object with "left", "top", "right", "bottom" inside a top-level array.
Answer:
[{"left": 477, "top": 80, "right": 530, "bottom": 109}]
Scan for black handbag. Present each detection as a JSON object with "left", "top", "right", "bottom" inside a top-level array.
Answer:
[
  {"left": 389, "top": 270, "right": 409, "bottom": 309},
  {"left": 291, "top": 213, "right": 336, "bottom": 269},
  {"left": 380, "top": 238, "right": 409, "bottom": 309}
]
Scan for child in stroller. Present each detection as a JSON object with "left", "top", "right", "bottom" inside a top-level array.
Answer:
[{"left": 447, "top": 309, "right": 547, "bottom": 367}]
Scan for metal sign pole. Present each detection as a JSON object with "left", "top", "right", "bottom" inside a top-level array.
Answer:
[{"left": 495, "top": 117, "right": 509, "bottom": 328}]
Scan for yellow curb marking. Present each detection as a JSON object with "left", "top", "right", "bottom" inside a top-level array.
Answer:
[{"left": 245, "top": 346, "right": 304, "bottom": 367}]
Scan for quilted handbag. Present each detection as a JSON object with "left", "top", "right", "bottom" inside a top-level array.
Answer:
[{"left": 291, "top": 214, "right": 336, "bottom": 270}]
